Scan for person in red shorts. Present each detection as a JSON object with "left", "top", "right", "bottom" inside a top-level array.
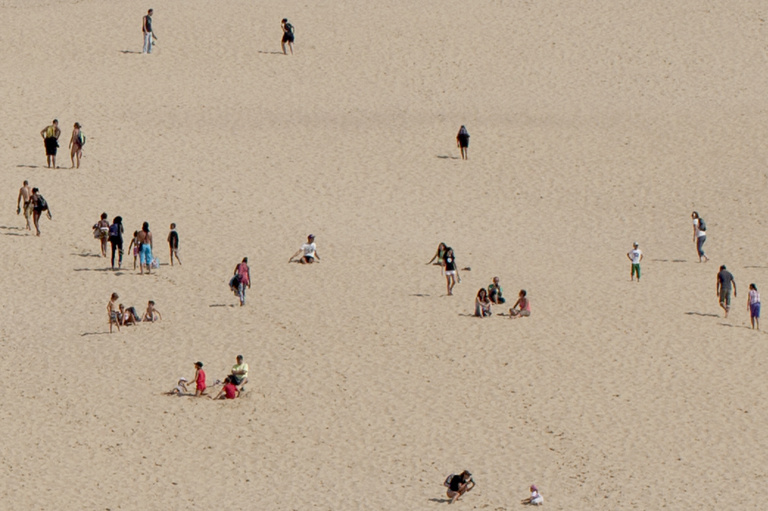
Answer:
[
  {"left": 191, "top": 361, "right": 206, "bottom": 397},
  {"left": 212, "top": 376, "right": 239, "bottom": 400}
]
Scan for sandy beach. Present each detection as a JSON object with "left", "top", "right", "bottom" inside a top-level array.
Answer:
[{"left": 1, "top": 0, "right": 768, "bottom": 509}]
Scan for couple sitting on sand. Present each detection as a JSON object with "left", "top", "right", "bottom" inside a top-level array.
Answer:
[{"left": 475, "top": 286, "right": 531, "bottom": 318}]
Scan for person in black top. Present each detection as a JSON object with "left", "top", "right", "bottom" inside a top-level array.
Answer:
[
  {"left": 456, "top": 125, "right": 469, "bottom": 160},
  {"left": 109, "top": 216, "right": 124, "bottom": 269},
  {"left": 168, "top": 223, "right": 181, "bottom": 266},
  {"left": 444, "top": 471, "right": 475, "bottom": 504},
  {"left": 717, "top": 265, "right": 737, "bottom": 318},
  {"left": 142, "top": 9, "right": 157, "bottom": 54},
  {"left": 281, "top": 18, "right": 295, "bottom": 55},
  {"left": 443, "top": 247, "right": 461, "bottom": 296}
]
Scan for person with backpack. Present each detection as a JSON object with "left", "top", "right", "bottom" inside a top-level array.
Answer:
[
  {"left": 108, "top": 216, "right": 124, "bottom": 269},
  {"left": 30, "top": 188, "right": 52, "bottom": 236},
  {"left": 40, "top": 119, "right": 61, "bottom": 168},
  {"left": 456, "top": 125, "right": 470, "bottom": 160},
  {"left": 443, "top": 471, "right": 475, "bottom": 504},
  {"left": 233, "top": 257, "right": 251, "bottom": 306},
  {"left": 691, "top": 211, "right": 708, "bottom": 263},
  {"left": 281, "top": 18, "right": 295, "bottom": 55},
  {"left": 68, "top": 122, "right": 84, "bottom": 168}
]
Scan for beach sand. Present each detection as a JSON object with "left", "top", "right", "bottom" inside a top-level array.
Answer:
[{"left": 1, "top": 0, "right": 768, "bottom": 508}]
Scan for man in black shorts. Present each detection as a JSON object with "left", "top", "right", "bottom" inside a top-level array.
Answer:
[
  {"left": 281, "top": 18, "right": 294, "bottom": 55},
  {"left": 716, "top": 264, "right": 737, "bottom": 318},
  {"left": 40, "top": 119, "right": 61, "bottom": 168}
]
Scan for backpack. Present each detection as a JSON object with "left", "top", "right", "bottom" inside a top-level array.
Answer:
[
  {"left": 37, "top": 195, "right": 48, "bottom": 211},
  {"left": 109, "top": 223, "right": 119, "bottom": 238},
  {"left": 79, "top": 132, "right": 86, "bottom": 146},
  {"left": 444, "top": 474, "right": 456, "bottom": 488},
  {"left": 698, "top": 218, "right": 706, "bottom": 232}
]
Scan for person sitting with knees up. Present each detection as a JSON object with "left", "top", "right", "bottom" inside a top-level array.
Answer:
[
  {"left": 212, "top": 376, "right": 239, "bottom": 400},
  {"left": 488, "top": 276, "right": 505, "bottom": 304},
  {"left": 474, "top": 288, "right": 492, "bottom": 317}
]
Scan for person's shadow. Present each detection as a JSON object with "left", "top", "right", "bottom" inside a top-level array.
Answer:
[
  {"left": 436, "top": 155, "right": 460, "bottom": 160},
  {"left": 119, "top": 50, "right": 142, "bottom": 54},
  {"left": 428, "top": 497, "right": 451, "bottom": 504},
  {"left": 257, "top": 50, "right": 284, "bottom": 55}
]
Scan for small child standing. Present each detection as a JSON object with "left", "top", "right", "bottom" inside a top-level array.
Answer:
[
  {"left": 127, "top": 230, "right": 140, "bottom": 270},
  {"left": 107, "top": 292, "right": 120, "bottom": 333},
  {"left": 191, "top": 362, "right": 206, "bottom": 397},
  {"left": 143, "top": 300, "right": 162, "bottom": 322},
  {"left": 748, "top": 283, "right": 760, "bottom": 330},
  {"left": 167, "top": 223, "right": 181, "bottom": 266}
]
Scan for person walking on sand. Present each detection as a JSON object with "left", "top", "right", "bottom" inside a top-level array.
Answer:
[
  {"left": 16, "top": 180, "right": 32, "bottom": 231},
  {"left": 281, "top": 18, "right": 295, "bottom": 55},
  {"left": 627, "top": 242, "right": 643, "bottom": 282},
  {"left": 137, "top": 221, "right": 154, "bottom": 274},
  {"left": 128, "top": 230, "right": 140, "bottom": 270},
  {"left": 443, "top": 247, "right": 460, "bottom": 295},
  {"left": 142, "top": 9, "right": 157, "bottom": 54},
  {"left": 456, "top": 125, "right": 469, "bottom": 160},
  {"left": 40, "top": 119, "right": 61, "bottom": 168},
  {"left": 233, "top": 257, "right": 251, "bottom": 306},
  {"left": 692, "top": 211, "right": 708, "bottom": 263},
  {"left": 30, "top": 188, "right": 51, "bottom": 237},
  {"left": 108, "top": 216, "right": 124, "bottom": 269},
  {"left": 94, "top": 212, "right": 109, "bottom": 257},
  {"left": 289, "top": 234, "right": 321, "bottom": 264},
  {"left": 68, "top": 122, "right": 84, "bottom": 168},
  {"left": 167, "top": 223, "right": 181, "bottom": 266},
  {"left": 748, "top": 283, "right": 760, "bottom": 330},
  {"left": 717, "top": 265, "right": 737, "bottom": 318},
  {"left": 107, "top": 292, "right": 120, "bottom": 333}
]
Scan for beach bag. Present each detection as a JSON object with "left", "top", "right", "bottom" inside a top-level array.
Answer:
[
  {"left": 37, "top": 196, "right": 48, "bottom": 211},
  {"left": 229, "top": 274, "right": 240, "bottom": 290},
  {"left": 698, "top": 218, "right": 706, "bottom": 232},
  {"left": 79, "top": 132, "right": 86, "bottom": 146},
  {"left": 150, "top": 258, "right": 159, "bottom": 269}
]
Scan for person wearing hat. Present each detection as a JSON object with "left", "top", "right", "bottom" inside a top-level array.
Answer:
[
  {"left": 281, "top": 18, "right": 294, "bottom": 55},
  {"left": 626, "top": 242, "right": 643, "bottom": 282},
  {"left": 191, "top": 362, "right": 206, "bottom": 397},
  {"left": 444, "top": 470, "right": 475, "bottom": 504},
  {"left": 521, "top": 484, "right": 544, "bottom": 505},
  {"left": 230, "top": 355, "right": 249, "bottom": 390},
  {"left": 289, "top": 234, "right": 321, "bottom": 264}
]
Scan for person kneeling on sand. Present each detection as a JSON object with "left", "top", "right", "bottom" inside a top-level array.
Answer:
[
  {"left": 521, "top": 484, "right": 544, "bottom": 506},
  {"left": 474, "top": 288, "right": 492, "bottom": 317},
  {"left": 444, "top": 471, "right": 475, "bottom": 504},
  {"left": 212, "top": 376, "right": 239, "bottom": 400},
  {"left": 509, "top": 290, "right": 531, "bottom": 318},
  {"left": 143, "top": 300, "right": 162, "bottom": 322}
]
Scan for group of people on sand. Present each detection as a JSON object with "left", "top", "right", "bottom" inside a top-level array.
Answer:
[
  {"left": 40, "top": 119, "right": 85, "bottom": 169},
  {"left": 16, "top": 180, "right": 52, "bottom": 236},
  {"left": 107, "top": 293, "right": 162, "bottom": 333},
  {"left": 92, "top": 215, "right": 181, "bottom": 272},
  {"left": 443, "top": 471, "right": 543, "bottom": 506},
  {"left": 169, "top": 355, "right": 249, "bottom": 400}
]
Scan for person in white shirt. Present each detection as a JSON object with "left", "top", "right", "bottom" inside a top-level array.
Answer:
[
  {"left": 691, "top": 211, "right": 708, "bottom": 262},
  {"left": 289, "top": 234, "right": 321, "bottom": 264},
  {"left": 521, "top": 484, "right": 543, "bottom": 505},
  {"left": 748, "top": 283, "right": 760, "bottom": 330},
  {"left": 626, "top": 242, "right": 643, "bottom": 282}
]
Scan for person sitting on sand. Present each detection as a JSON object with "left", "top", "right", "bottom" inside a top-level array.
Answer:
[
  {"left": 509, "top": 290, "right": 531, "bottom": 318},
  {"left": 166, "top": 377, "right": 188, "bottom": 396},
  {"left": 230, "top": 355, "right": 249, "bottom": 390},
  {"left": 120, "top": 304, "right": 141, "bottom": 326},
  {"left": 427, "top": 242, "right": 448, "bottom": 273},
  {"left": 444, "top": 471, "right": 475, "bottom": 504},
  {"left": 521, "top": 484, "right": 544, "bottom": 506},
  {"left": 143, "top": 300, "right": 162, "bottom": 322},
  {"left": 212, "top": 376, "right": 239, "bottom": 400},
  {"left": 191, "top": 362, "right": 206, "bottom": 397},
  {"left": 289, "top": 234, "right": 321, "bottom": 264},
  {"left": 474, "top": 288, "right": 492, "bottom": 317},
  {"left": 488, "top": 276, "right": 505, "bottom": 304},
  {"left": 107, "top": 292, "right": 120, "bottom": 333}
]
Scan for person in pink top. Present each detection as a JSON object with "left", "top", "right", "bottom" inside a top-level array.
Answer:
[
  {"left": 232, "top": 257, "right": 251, "bottom": 306},
  {"left": 212, "top": 376, "right": 240, "bottom": 400},
  {"left": 509, "top": 290, "right": 531, "bottom": 318},
  {"left": 191, "top": 361, "right": 206, "bottom": 396}
]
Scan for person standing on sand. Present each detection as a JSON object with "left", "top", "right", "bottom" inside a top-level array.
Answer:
[
  {"left": 68, "top": 122, "right": 84, "bottom": 168},
  {"left": 108, "top": 216, "right": 124, "bottom": 269},
  {"left": 138, "top": 222, "right": 154, "bottom": 274},
  {"left": 691, "top": 211, "right": 708, "bottom": 263},
  {"left": 456, "top": 125, "right": 469, "bottom": 160},
  {"left": 233, "top": 257, "right": 251, "bottom": 306},
  {"left": 16, "top": 180, "right": 32, "bottom": 231},
  {"left": 30, "top": 188, "right": 51, "bottom": 237},
  {"left": 190, "top": 362, "right": 206, "bottom": 397},
  {"left": 748, "top": 283, "right": 760, "bottom": 330},
  {"left": 627, "top": 242, "right": 643, "bottom": 282},
  {"left": 107, "top": 292, "right": 120, "bottom": 333},
  {"left": 167, "top": 223, "right": 181, "bottom": 266},
  {"left": 142, "top": 9, "right": 157, "bottom": 54},
  {"left": 281, "top": 18, "right": 295, "bottom": 55},
  {"left": 40, "top": 119, "right": 60, "bottom": 168},
  {"left": 443, "top": 247, "right": 460, "bottom": 295},
  {"left": 94, "top": 212, "right": 109, "bottom": 257},
  {"left": 716, "top": 265, "right": 736, "bottom": 318}
]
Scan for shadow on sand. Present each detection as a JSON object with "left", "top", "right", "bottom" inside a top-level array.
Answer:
[
  {"left": 685, "top": 311, "right": 719, "bottom": 318},
  {"left": 436, "top": 155, "right": 460, "bottom": 160}
]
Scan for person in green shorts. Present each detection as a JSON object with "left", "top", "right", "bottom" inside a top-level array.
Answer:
[{"left": 627, "top": 242, "right": 643, "bottom": 282}]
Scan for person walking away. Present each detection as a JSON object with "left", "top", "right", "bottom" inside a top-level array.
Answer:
[
  {"left": 627, "top": 242, "right": 643, "bottom": 282},
  {"left": 748, "top": 283, "right": 760, "bottom": 330},
  {"left": 30, "top": 188, "right": 52, "bottom": 236},
  {"left": 68, "top": 122, "right": 84, "bottom": 168},
  {"left": 142, "top": 9, "right": 157, "bottom": 54},
  {"left": 109, "top": 216, "right": 124, "bottom": 269},
  {"left": 167, "top": 223, "right": 181, "bottom": 266},
  {"left": 40, "top": 119, "right": 61, "bottom": 168},
  {"left": 716, "top": 265, "right": 736, "bottom": 318},
  {"left": 234, "top": 258, "right": 251, "bottom": 306},
  {"left": 137, "top": 222, "right": 154, "bottom": 274},
  {"left": 456, "top": 125, "right": 470, "bottom": 160},
  {"left": 17, "top": 180, "right": 32, "bottom": 231}
]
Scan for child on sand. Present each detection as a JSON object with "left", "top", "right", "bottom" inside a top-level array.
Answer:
[
  {"left": 509, "top": 290, "right": 531, "bottom": 318},
  {"left": 143, "top": 300, "right": 162, "bottom": 322},
  {"left": 166, "top": 378, "right": 188, "bottom": 396},
  {"left": 748, "top": 283, "right": 760, "bottom": 330},
  {"left": 521, "top": 484, "right": 544, "bottom": 505},
  {"left": 107, "top": 293, "right": 120, "bottom": 333},
  {"left": 443, "top": 247, "right": 460, "bottom": 295},
  {"left": 167, "top": 223, "right": 181, "bottom": 266},
  {"left": 191, "top": 362, "right": 206, "bottom": 396},
  {"left": 211, "top": 376, "right": 239, "bottom": 400},
  {"left": 94, "top": 213, "right": 109, "bottom": 257},
  {"left": 444, "top": 471, "right": 475, "bottom": 504},
  {"left": 127, "top": 231, "right": 140, "bottom": 269}
]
